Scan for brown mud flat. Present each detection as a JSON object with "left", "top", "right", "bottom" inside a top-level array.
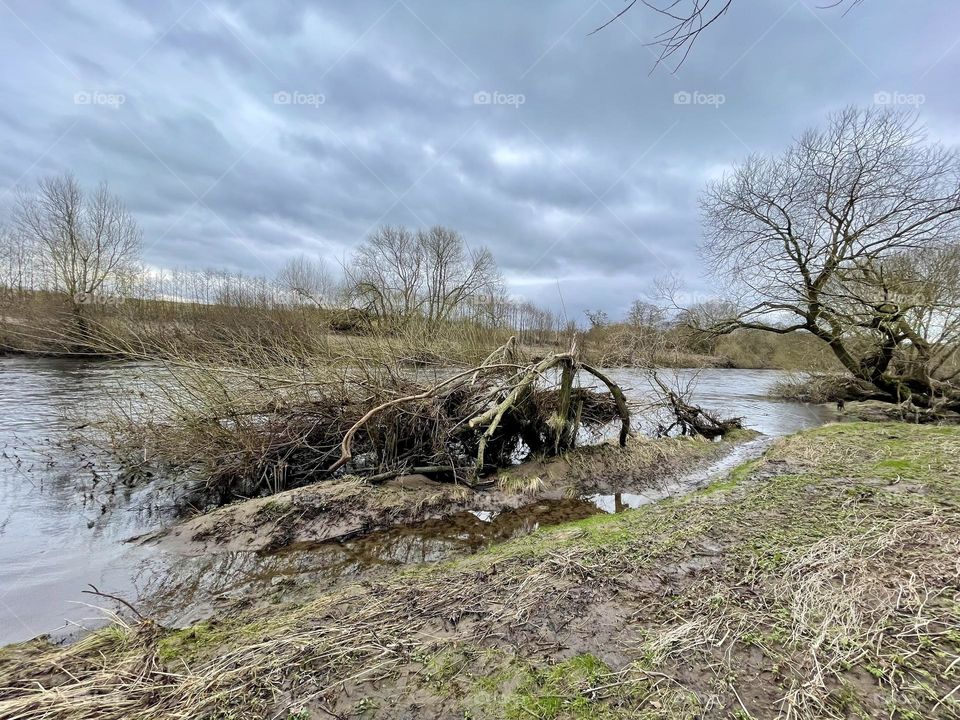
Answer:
[
  {"left": 137, "top": 433, "right": 740, "bottom": 557},
  {"left": 3, "top": 423, "right": 957, "bottom": 720}
]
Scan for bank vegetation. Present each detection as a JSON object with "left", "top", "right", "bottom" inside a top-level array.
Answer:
[{"left": 2, "top": 423, "right": 957, "bottom": 720}]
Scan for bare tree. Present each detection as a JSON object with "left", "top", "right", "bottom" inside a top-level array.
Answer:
[
  {"left": 346, "top": 224, "right": 501, "bottom": 330},
  {"left": 15, "top": 173, "right": 141, "bottom": 335},
  {"left": 0, "top": 223, "right": 34, "bottom": 294},
  {"left": 700, "top": 107, "right": 960, "bottom": 409},
  {"left": 585, "top": 309, "right": 609, "bottom": 329},
  {"left": 621, "top": 299, "right": 666, "bottom": 361},
  {"left": 277, "top": 254, "right": 336, "bottom": 308},
  {"left": 419, "top": 226, "right": 499, "bottom": 328},
  {"left": 347, "top": 225, "right": 424, "bottom": 324}
]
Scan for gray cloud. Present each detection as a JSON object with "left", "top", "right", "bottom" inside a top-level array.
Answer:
[{"left": 1, "top": 0, "right": 958, "bottom": 318}]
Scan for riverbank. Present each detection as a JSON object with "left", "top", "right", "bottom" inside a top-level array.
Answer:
[
  {"left": 2, "top": 422, "right": 957, "bottom": 719},
  {"left": 0, "top": 358, "right": 830, "bottom": 646},
  {"left": 2, "top": 296, "right": 829, "bottom": 372},
  {"left": 137, "top": 431, "right": 748, "bottom": 556}
]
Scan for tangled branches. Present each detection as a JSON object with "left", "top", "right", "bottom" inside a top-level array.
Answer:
[{"left": 109, "top": 339, "right": 631, "bottom": 503}]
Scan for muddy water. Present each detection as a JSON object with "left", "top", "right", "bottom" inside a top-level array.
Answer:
[{"left": 0, "top": 359, "right": 834, "bottom": 645}]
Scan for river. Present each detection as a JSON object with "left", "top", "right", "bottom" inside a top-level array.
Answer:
[{"left": 0, "top": 357, "right": 835, "bottom": 645}]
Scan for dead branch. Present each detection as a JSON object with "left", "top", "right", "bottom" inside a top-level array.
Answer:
[
  {"left": 651, "top": 372, "right": 742, "bottom": 438},
  {"left": 82, "top": 584, "right": 148, "bottom": 622}
]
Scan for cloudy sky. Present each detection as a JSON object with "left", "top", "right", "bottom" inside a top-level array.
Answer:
[{"left": 1, "top": 0, "right": 958, "bottom": 317}]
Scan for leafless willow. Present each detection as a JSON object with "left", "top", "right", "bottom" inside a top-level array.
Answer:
[{"left": 700, "top": 106, "right": 960, "bottom": 410}]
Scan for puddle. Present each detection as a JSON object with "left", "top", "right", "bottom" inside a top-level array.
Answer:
[
  {"left": 138, "top": 436, "right": 777, "bottom": 627},
  {"left": 587, "top": 434, "right": 774, "bottom": 511},
  {"left": 134, "top": 497, "right": 601, "bottom": 627}
]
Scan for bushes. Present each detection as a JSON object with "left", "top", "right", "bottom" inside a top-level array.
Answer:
[
  {"left": 105, "top": 343, "right": 629, "bottom": 504},
  {"left": 769, "top": 373, "right": 860, "bottom": 404}
]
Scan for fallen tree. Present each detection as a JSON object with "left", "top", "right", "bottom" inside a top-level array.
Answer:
[
  {"left": 650, "top": 372, "right": 743, "bottom": 438},
  {"left": 108, "top": 338, "right": 633, "bottom": 503}
]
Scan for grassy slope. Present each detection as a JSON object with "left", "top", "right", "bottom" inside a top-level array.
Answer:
[{"left": 1, "top": 423, "right": 959, "bottom": 720}]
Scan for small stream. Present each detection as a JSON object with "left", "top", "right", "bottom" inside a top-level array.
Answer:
[{"left": 0, "top": 358, "right": 834, "bottom": 645}]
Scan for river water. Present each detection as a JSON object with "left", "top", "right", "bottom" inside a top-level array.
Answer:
[{"left": 0, "top": 358, "right": 834, "bottom": 645}]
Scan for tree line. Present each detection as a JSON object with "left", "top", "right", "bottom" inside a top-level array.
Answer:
[
  {"left": 0, "top": 175, "right": 574, "bottom": 348},
  {"left": 5, "top": 105, "right": 956, "bottom": 407}
]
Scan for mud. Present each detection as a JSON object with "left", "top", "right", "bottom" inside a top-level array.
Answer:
[{"left": 138, "top": 434, "right": 738, "bottom": 557}]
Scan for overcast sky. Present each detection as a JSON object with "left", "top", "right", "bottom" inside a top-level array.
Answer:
[{"left": 1, "top": 0, "right": 958, "bottom": 318}]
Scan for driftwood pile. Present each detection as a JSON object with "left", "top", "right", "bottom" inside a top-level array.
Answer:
[
  {"left": 327, "top": 336, "right": 630, "bottom": 480},
  {"left": 144, "top": 340, "right": 749, "bottom": 502},
  {"left": 191, "top": 338, "right": 631, "bottom": 499}
]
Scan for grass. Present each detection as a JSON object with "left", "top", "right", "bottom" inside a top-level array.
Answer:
[
  {"left": 1, "top": 422, "right": 958, "bottom": 719},
  {"left": 497, "top": 471, "right": 547, "bottom": 495}
]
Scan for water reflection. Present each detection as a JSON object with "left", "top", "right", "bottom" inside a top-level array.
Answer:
[
  {"left": 135, "top": 498, "right": 601, "bottom": 626},
  {"left": 588, "top": 431, "right": 778, "bottom": 513},
  {"left": 0, "top": 357, "right": 175, "bottom": 643}
]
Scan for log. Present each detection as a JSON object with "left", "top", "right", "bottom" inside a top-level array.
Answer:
[
  {"left": 651, "top": 373, "right": 741, "bottom": 439},
  {"left": 581, "top": 364, "right": 631, "bottom": 447}
]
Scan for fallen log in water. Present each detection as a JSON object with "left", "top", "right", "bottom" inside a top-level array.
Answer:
[
  {"left": 651, "top": 372, "right": 743, "bottom": 439},
  {"left": 329, "top": 337, "right": 630, "bottom": 478},
  {"left": 112, "top": 338, "right": 634, "bottom": 502}
]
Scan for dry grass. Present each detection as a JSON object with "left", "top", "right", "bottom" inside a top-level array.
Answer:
[{"left": 768, "top": 372, "right": 864, "bottom": 404}]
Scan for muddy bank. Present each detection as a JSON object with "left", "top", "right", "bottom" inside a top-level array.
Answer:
[
  {"left": 140, "top": 432, "right": 748, "bottom": 556},
  {"left": 836, "top": 398, "right": 960, "bottom": 423},
  {"left": 4, "top": 422, "right": 958, "bottom": 720},
  {"left": 1, "top": 358, "right": 835, "bottom": 646}
]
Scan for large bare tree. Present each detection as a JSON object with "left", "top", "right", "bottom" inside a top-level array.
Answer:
[
  {"left": 701, "top": 107, "right": 960, "bottom": 409},
  {"left": 347, "top": 224, "right": 500, "bottom": 330},
  {"left": 15, "top": 173, "right": 141, "bottom": 335}
]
